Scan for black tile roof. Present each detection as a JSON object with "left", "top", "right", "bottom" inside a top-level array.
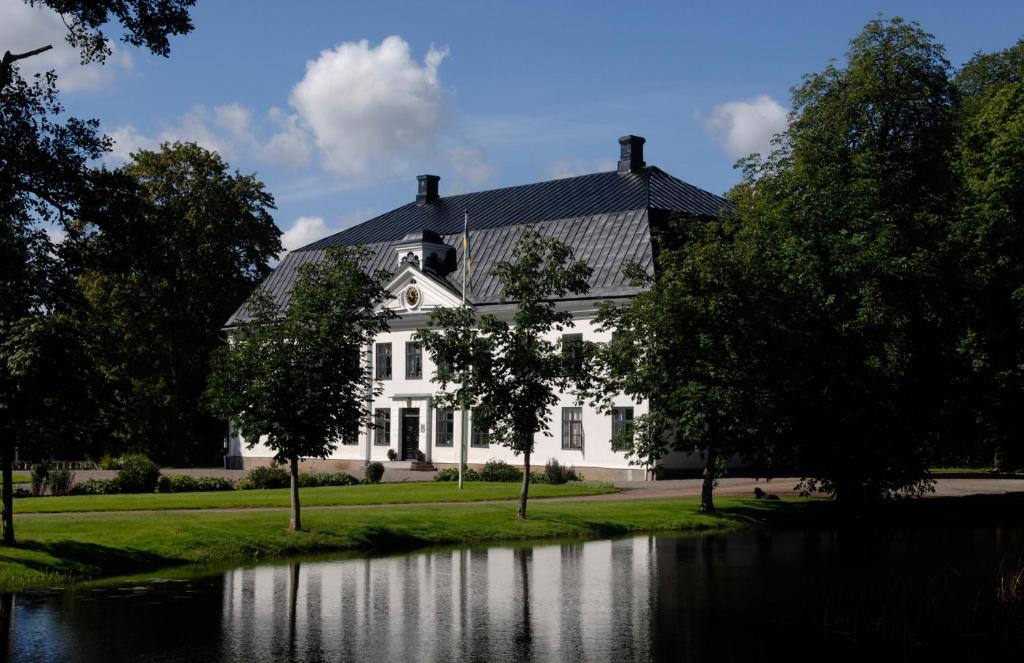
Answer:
[
  {"left": 299, "top": 167, "right": 732, "bottom": 250},
  {"left": 226, "top": 165, "right": 731, "bottom": 326}
]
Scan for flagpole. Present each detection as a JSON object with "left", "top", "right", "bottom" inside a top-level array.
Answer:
[{"left": 458, "top": 210, "right": 468, "bottom": 490}]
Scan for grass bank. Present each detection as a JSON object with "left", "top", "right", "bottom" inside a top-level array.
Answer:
[
  {"left": 10, "top": 480, "right": 616, "bottom": 514},
  {"left": 0, "top": 495, "right": 782, "bottom": 592}
]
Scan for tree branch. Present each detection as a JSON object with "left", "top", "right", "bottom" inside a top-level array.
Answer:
[{"left": 1, "top": 45, "right": 54, "bottom": 89}]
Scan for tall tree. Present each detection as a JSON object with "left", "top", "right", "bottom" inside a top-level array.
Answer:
[
  {"left": 417, "top": 230, "right": 592, "bottom": 519},
  {"left": 589, "top": 213, "right": 786, "bottom": 513},
  {"left": 1, "top": 0, "right": 197, "bottom": 544},
  {"left": 72, "top": 142, "right": 281, "bottom": 465},
  {"left": 206, "top": 246, "right": 394, "bottom": 531},
  {"left": 734, "top": 17, "right": 959, "bottom": 501},
  {"left": 949, "top": 40, "right": 1024, "bottom": 470}
]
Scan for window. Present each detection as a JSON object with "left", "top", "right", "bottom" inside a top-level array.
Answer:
[
  {"left": 471, "top": 411, "right": 490, "bottom": 447},
  {"left": 375, "top": 343, "right": 392, "bottom": 380},
  {"left": 435, "top": 408, "right": 454, "bottom": 446},
  {"left": 611, "top": 407, "right": 634, "bottom": 451},
  {"left": 405, "top": 341, "right": 423, "bottom": 380},
  {"left": 562, "top": 333, "right": 584, "bottom": 374},
  {"left": 562, "top": 407, "right": 583, "bottom": 450},
  {"left": 374, "top": 408, "right": 391, "bottom": 446}
]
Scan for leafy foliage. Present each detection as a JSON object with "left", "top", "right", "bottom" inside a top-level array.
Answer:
[
  {"left": 207, "top": 249, "right": 394, "bottom": 530},
  {"left": 69, "top": 478, "right": 120, "bottom": 495},
  {"left": 1, "top": 0, "right": 198, "bottom": 543},
  {"left": 238, "top": 466, "right": 291, "bottom": 490},
  {"left": 590, "top": 212, "right": 784, "bottom": 511},
  {"left": 949, "top": 41, "right": 1024, "bottom": 470},
  {"left": 71, "top": 142, "right": 281, "bottom": 466},
  {"left": 364, "top": 462, "right": 385, "bottom": 484},
  {"left": 478, "top": 459, "right": 523, "bottom": 482},
  {"left": 114, "top": 454, "right": 160, "bottom": 493},
  {"left": 542, "top": 458, "right": 578, "bottom": 485},
  {"left": 157, "top": 475, "right": 235, "bottom": 493},
  {"left": 417, "top": 230, "right": 592, "bottom": 518},
  {"left": 729, "top": 17, "right": 958, "bottom": 501}
]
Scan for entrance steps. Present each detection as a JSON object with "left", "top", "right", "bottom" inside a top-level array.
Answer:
[{"left": 382, "top": 460, "right": 436, "bottom": 472}]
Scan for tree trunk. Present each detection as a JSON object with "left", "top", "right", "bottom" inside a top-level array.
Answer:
[
  {"left": 1, "top": 448, "right": 13, "bottom": 545},
  {"left": 517, "top": 450, "right": 531, "bottom": 520},
  {"left": 700, "top": 445, "right": 717, "bottom": 514},
  {"left": 288, "top": 456, "right": 302, "bottom": 531}
]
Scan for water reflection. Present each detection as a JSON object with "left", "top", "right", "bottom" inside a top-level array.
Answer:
[
  {"left": 4, "top": 527, "right": 1023, "bottom": 662},
  {"left": 217, "top": 537, "right": 663, "bottom": 662}
]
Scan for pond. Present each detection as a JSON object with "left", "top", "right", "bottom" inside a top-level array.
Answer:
[{"left": 3, "top": 526, "right": 1023, "bottom": 662}]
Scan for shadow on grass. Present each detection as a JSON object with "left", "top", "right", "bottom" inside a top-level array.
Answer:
[
  {"left": 716, "top": 492, "right": 1024, "bottom": 530},
  {"left": 0, "top": 540, "right": 184, "bottom": 578}
]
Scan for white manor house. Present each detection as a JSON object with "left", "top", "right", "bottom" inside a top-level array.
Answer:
[{"left": 225, "top": 136, "right": 732, "bottom": 481}]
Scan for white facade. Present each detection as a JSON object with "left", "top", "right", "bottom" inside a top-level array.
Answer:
[{"left": 231, "top": 241, "right": 659, "bottom": 480}]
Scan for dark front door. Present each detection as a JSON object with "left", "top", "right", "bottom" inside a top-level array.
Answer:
[{"left": 401, "top": 409, "right": 419, "bottom": 460}]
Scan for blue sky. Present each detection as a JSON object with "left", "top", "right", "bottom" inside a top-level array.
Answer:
[{"left": 4, "top": 0, "right": 1023, "bottom": 251}]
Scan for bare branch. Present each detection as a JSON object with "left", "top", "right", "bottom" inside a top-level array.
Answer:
[{"left": 1, "top": 45, "right": 54, "bottom": 90}]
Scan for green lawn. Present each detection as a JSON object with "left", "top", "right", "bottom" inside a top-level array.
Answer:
[
  {"left": 10, "top": 480, "right": 617, "bottom": 514},
  {"left": 0, "top": 495, "right": 778, "bottom": 592}
]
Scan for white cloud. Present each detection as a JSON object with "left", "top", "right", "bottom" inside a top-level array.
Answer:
[
  {"left": 103, "top": 34, "right": 471, "bottom": 194},
  {"left": 260, "top": 108, "right": 313, "bottom": 167},
  {"left": 107, "top": 104, "right": 312, "bottom": 167},
  {"left": 289, "top": 36, "right": 449, "bottom": 178},
  {"left": 703, "top": 95, "right": 788, "bottom": 159},
  {"left": 0, "top": 0, "right": 132, "bottom": 92},
  {"left": 279, "top": 209, "right": 375, "bottom": 254},
  {"left": 546, "top": 157, "right": 617, "bottom": 180},
  {"left": 107, "top": 124, "right": 157, "bottom": 162},
  {"left": 281, "top": 216, "right": 331, "bottom": 252},
  {"left": 446, "top": 144, "right": 493, "bottom": 186}
]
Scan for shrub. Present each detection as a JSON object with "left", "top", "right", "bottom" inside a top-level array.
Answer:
[
  {"left": 480, "top": 459, "right": 522, "bottom": 482},
  {"left": 70, "top": 479, "right": 120, "bottom": 495},
  {"left": 195, "top": 477, "right": 236, "bottom": 491},
  {"left": 98, "top": 453, "right": 120, "bottom": 470},
  {"left": 243, "top": 465, "right": 291, "bottom": 489},
  {"left": 115, "top": 454, "right": 161, "bottom": 493},
  {"left": 157, "top": 474, "right": 236, "bottom": 493},
  {"left": 365, "top": 461, "right": 385, "bottom": 484},
  {"left": 48, "top": 468, "right": 75, "bottom": 496},
  {"left": 434, "top": 467, "right": 480, "bottom": 482},
  {"left": 386, "top": 448, "right": 398, "bottom": 461},
  {"left": 13, "top": 487, "right": 33, "bottom": 499},
  {"left": 30, "top": 463, "right": 49, "bottom": 496},
  {"left": 298, "top": 472, "right": 360, "bottom": 488},
  {"left": 543, "top": 458, "right": 578, "bottom": 484}
]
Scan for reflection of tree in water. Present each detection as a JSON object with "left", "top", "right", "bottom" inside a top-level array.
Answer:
[
  {"left": 0, "top": 593, "right": 12, "bottom": 661},
  {"left": 512, "top": 547, "right": 533, "bottom": 661}
]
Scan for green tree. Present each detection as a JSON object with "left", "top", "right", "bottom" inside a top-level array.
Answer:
[
  {"left": 72, "top": 142, "right": 281, "bottom": 465},
  {"left": 417, "top": 230, "right": 592, "bottom": 519},
  {"left": 589, "top": 213, "right": 786, "bottom": 513},
  {"left": 949, "top": 41, "right": 1024, "bottom": 470},
  {"left": 2, "top": 0, "right": 197, "bottom": 544},
  {"left": 734, "top": 17, "right": 958, "bottom": 501},
  {"left": 206, "top": 246, "right": 394, "bottom": 531}
]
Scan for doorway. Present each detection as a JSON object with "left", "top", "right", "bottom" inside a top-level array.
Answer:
[{"left": 400, "top": 409, "right": 420, "bottom": 461}]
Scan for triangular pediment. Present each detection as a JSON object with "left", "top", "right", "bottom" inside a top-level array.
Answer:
[{"left": 380, "top": 263, "right": 466, "bottom": 315}]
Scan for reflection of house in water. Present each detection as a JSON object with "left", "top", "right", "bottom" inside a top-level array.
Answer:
[{"left": 219, "top": 537, "right": 662, "bottom": 662}]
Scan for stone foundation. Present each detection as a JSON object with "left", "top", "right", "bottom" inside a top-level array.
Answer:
[
  {"left": 430, "top": 462, "right": 651, "bottom": 482},
  {"left": 234, "top": 456, "right": 366, "bottom": 473}
]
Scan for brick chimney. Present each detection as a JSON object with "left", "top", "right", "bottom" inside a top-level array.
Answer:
[
  {"left": 416, "top": 174, "right": 440, "bottom": 205},
  {"left": 617, "top": 135, "right": 646, "bottom": 174}
]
